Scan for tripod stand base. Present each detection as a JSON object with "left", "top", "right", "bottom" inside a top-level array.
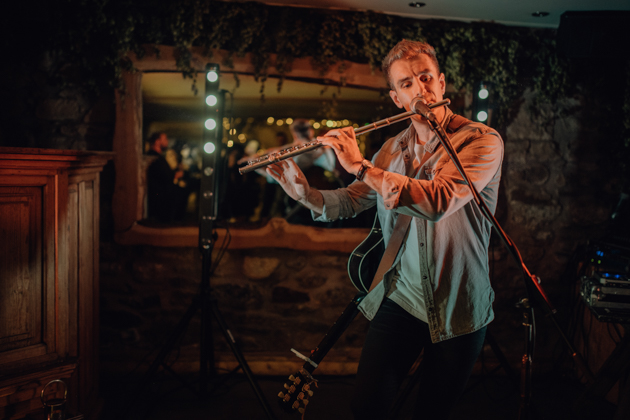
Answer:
[{"left": 123, "top": 279, "right": 277, "bottom": 420}]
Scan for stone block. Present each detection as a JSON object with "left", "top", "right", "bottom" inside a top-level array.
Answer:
[
  {"left": 214, "top": 283, "right": 264, "bottom": 310},
  {"left": 242, "top": 256, "right": 281, "bottom": 280},
  {"left": 272, "top": 286, "right": 310, "bottom": 304},
  {"left": 36, "top": 98, "right": 87, "bottom": 121},
  {"left": 296, "top": 274, "right": 327, "bottom": 289}
]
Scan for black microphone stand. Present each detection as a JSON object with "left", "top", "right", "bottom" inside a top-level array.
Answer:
[{"left": 412, "top": 98, "right": 595, "bottom": 419}]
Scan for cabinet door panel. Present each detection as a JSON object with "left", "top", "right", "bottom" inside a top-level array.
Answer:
[{"left": 0, "top": 187, "right": 44, "bottom": 361}]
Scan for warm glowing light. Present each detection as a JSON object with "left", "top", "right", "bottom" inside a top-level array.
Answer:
[
  {"left": 227, "top": 140, "right": 234, "bottom": 147},
  {"left": 286, "top": 118, "right": 293, "bottom": 125},
  {"left": 267, "top": 117, "right": 275, "bottom": 124},
  {"left": 206, "top": 95, "right": 218, "bottom": 106},
  {"left": 229, "top": 128, "right": 236, "bottom": 135},
  {"left": 204, "top": 142, "right": 216, "bottom": 154},
  {"left": 313, "top": 122, "right": 321, "bottom": 129},
  {"left": 207, "top": 71, "right": 218, "bottom": 82},
  {"left": 276, "top": 119, "right": 284, "bottom": 126},
  {"left": 477, "top": 111, "right": 488, "bottom": 122},
  {"left": 478, "top": 88, "right": 489, "bottom": 100},
  {"left": 326, "top": 120, "right": 334, "bottom": 128},
  {"left": 238, "top": 134, "right": 246, "bottom": 141},
  {"left": 205, "top": 119, "right": 217, "bottom": 130}
]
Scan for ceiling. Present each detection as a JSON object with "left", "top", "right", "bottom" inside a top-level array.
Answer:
[{"left": 222, "top": 0, "right": 630, "bottom": 28}]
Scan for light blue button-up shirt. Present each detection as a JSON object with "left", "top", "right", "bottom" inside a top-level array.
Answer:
[{"left": 313, "top": 109, "right": 504, "bottom": 343}]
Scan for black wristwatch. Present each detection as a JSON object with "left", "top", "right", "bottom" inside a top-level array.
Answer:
[{"left": 356, "top": 159, "right": 374, "bottom": 181}]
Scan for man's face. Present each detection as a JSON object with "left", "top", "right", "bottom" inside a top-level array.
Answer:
[
  {"left": 388, "top": 54, "right": 446, "bottom": 123},
  {"left": 158, "top": 134, "right": 169, "bottom": 149}
]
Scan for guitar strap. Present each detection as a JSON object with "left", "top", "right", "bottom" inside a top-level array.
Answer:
[
  {"left": 368, "top": 213, "right": 412, "bottom": 292},
  {"left": 367, "top": 113, "right": 471, "bottom": 293}
]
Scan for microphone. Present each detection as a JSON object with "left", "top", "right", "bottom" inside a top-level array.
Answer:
[{"left": 410, "top": 97, "right": 437, "bottom": 123}]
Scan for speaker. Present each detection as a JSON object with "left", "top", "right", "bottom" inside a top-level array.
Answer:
[{"left": 557, "top": 11, "right": 630, "bottom": 58}]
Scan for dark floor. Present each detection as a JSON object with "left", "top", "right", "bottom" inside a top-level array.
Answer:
[{"left": 99, "top": 367, "right": 619, "bottom": 420}]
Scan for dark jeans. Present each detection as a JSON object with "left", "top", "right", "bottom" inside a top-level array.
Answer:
[{"left": 351, "top": 298, "right": 486, "bottom": 420}]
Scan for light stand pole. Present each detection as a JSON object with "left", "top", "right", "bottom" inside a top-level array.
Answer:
[
  {"left": 125, "top": 65, "right": 276, "bottom": 420},
  {"left": 198, "top": 64, "right": 276, "bottom": 418}
]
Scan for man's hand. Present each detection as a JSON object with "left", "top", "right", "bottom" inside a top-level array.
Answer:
[
  {"left": 318, "top": 127, "right": 364, "bottom": 176},
  {"left": 266, "top": 159, "right": 310, "bottom": 204}
]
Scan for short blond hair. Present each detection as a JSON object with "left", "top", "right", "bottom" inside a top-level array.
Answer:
[{"left": 382, "top": 40, "right": 440, "bottom": 89}]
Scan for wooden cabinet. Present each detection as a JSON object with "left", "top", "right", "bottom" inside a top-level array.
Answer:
[{"left": 0, "top": 148, "right": 111, "bottom": 420}]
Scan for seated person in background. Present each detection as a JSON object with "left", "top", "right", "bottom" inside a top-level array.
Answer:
[
  {"left": 287, "top": 119, "right": 344, "bottom": 222},
  {"left": 235, "top": 121, "right": 342, "bottom": 222},
  {"left": 275, "top": 131, "right": 289, "bottom": 148},
  {"left": 289, "top": 118, "right": 336, "bottom": 177},
  {"left": 146, "top": 132, "right": 188, "bottom": 223},
  {"left": 223, "top": 141, "right": 263, "bottom": 223}
]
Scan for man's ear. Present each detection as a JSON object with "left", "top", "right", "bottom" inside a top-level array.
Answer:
[
  {"left": 439, "top": 73, "right": 446, "bottom": 95},
  {"left": 389, "top": 89, "right": 403, "bottom": 109}
]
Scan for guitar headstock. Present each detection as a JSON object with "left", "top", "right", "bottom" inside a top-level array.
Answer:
[{"left": 277, "top": 368, "right": 317, "bottom": 414}]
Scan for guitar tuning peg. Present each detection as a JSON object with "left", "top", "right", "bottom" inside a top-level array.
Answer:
[
  {"left": 284, "top": 383, "right": 290, "bottom": 389},
  {"left": 298, "top": 408, "right": 305, "bottom": 414},
  {"left": 302, "top": 399, "right": 309, "bottom": 406},
  {"left": 278, "top": 391, "right": 285, "bottom": 398},
  {"left": 307, "top": 390, "right": 314, "bottom": 397},
  {"left": 289, "top": 375, "right": 295, "bottom": 381}
]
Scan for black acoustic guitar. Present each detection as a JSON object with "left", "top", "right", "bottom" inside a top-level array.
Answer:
[
  {"left": 278, "top": 218, "right": 383, "bottom": 413},
  {"left": 346, "top": 214, "right": 384, "bottom": 293}
]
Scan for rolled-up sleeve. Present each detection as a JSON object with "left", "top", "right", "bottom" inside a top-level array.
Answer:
[
  {"left": 380, "top": 126, "right": 503, "bottom": 222},
  {"left": 312, "top": 177, "right": 378, "bottom": 222}
]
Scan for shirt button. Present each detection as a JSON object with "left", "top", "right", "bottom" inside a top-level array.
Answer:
[
  {"left": 420, "top": 243, "right": 424, "bottom": 247},
  {"left": 422, "top": 275, "right": 427, "bottom": 280}
]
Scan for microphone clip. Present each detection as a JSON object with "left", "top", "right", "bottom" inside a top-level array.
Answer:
[{"left": 410, "top": 97, "right": 438, "bottom": 123}]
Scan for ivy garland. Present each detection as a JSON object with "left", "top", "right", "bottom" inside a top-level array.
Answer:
[{"left": 4, "top": 0, "right": 629, "bottom": 171}]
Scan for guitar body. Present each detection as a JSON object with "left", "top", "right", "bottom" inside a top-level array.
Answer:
[{"left": 347, "top": 214, "right": 384, "bottom": 293}]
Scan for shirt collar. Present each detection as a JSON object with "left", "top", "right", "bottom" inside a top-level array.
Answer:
[{"left": 396, "top": 107, "right": 454, "bottom": 154}]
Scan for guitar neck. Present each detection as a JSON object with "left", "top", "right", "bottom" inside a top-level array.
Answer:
[{"left": 302, "top": 291, "right": 366, "bottom": 373}]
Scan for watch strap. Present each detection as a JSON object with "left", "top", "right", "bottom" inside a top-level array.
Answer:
[{"left": 356, "top": 159, "right": 372, "bottom": 181}]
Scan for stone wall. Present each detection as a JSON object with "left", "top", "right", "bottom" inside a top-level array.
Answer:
[
  {"left": 99, "top": 242, "right": 370, "bottom": 375},
  {"left": 483, "top": 89, "right": 624, "bottom": 384},
  {"left": 96, "top": 87, "right": 625, "bottom": 381},
  {"left": 2, "top": 59, "right": 625, "bottom": 388}
]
